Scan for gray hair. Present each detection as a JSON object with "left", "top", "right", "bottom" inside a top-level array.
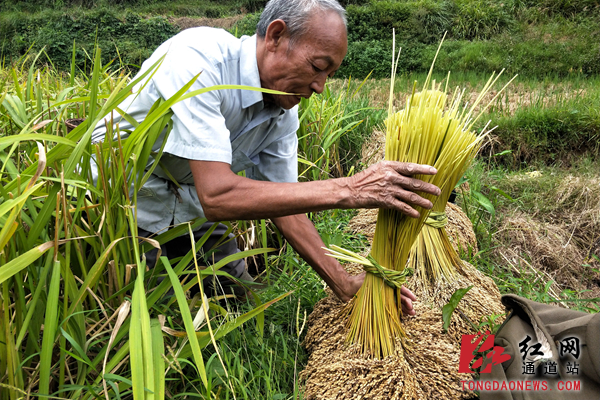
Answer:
[{"left": 256, "top": 0, "right": 347, "bottom": 45}]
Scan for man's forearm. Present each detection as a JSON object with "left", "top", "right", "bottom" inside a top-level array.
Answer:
[
  {"left": 271, "top": 213, "right": 361, "bottom": 302},
  {"left": 198, "top": 168, "right": 351, "bottom": 221},
  {"left": 189, "top": 160, "right": 440, "bottom": 222}
]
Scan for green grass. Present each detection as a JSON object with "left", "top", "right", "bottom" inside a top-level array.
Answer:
[
  {"left": 297, "top": 77, "right": 383, "bottom": 181},
  {"left": 488, "top": 100, "right": 600, "bottom": 167},
  {"left": 0, "top": 0, "right": 265, "bottom": 15},
  {"left": 0, "top": 47, "right": 374, "bottom": 398},
  {"left": 0, "top": 8, "right": 178, "bottom": 71},
  {"left": 154, "top": 208, "right": 367, "bottom": 398},
  {"left": 0, "top": 48, "right": 313, "bottom": 399},
  {"left": 339, "top": 0, "right": 599, "bottom": 78}
]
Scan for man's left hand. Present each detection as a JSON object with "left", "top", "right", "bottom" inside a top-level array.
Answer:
[{"left": 341, "top": 272, "right": 416, "bottom": 316}]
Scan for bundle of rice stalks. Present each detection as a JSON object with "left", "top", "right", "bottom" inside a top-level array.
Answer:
[{"left": 325, "top": 35, "right": 515, "bottom": 359}]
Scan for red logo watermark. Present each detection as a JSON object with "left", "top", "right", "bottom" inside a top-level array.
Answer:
[
  {"left": 458, "top": 330, "right": 511, "bottom": 373},
  {"left": 458, "top": 332, "right": 583, "bottom": 393}
]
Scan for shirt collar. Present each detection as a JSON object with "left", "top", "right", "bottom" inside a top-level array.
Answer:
[{"left": 239, "top": 34, "right": 264, "bottom": 110}]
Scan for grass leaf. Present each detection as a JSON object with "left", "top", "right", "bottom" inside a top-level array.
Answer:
[
  {"left": 442, "top": 286, "right": 473, "bottom": 333},
  {"left": 162, "top": 257, "right": 208, "bottom": 388}
]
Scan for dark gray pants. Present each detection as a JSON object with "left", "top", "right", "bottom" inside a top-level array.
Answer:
[{"left": 139, "top": 222, "right": 246, "bottom": 295}]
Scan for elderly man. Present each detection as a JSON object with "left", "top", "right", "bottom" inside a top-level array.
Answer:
[{"left": 92, "top": 0, "right": 440, "bottom": 314}]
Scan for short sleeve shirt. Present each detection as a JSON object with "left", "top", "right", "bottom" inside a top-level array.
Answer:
[{"left": 91, "top": 28, "right": 299, "bottom": 233}]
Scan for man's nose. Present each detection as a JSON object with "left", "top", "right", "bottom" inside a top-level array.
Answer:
[{"left": 310, "top": 73, "right": 327, "bottom": 94}]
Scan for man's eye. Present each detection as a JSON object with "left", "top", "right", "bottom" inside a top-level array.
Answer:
[{"left": 312, "top": 64, "right": 323, "bottom": 72}]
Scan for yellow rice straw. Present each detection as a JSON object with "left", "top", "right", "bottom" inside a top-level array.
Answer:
[{"left": 325, "top": 32, "right": 516, "bottom": 359}]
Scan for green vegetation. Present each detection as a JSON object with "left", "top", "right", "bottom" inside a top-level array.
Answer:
[
  {"left": 338, "top": 0, "right": 600, "bottom": 78},
  {"left": 0, "top": 50, "right": 303, "bottom": 399},
  {"left": 0, "top": 10, "right": 178, "bottom": 71},
  {"left": 1, "top": 1, "right": 599, "bottom": 78},
  {"left": 0, "top": 0, "right": 267, "bottom": 15},
  {"left": 485, "top": 82, "right": 600, "bottom": 166},
  {"left": 297, "top": 77, "right": 377, "bottom": 181},
  {"left": 195, "top": 208, "right": 367, "bottom": 397},
  {"left": 350, "top": 71, "right": 600, "bottom": 166}
]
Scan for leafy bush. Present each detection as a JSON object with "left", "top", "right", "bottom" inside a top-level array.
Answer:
[
  {"left": 1, "top": 0, "right": 598, "bottom": 80},
  {"left": 514, "top": 0, "right": 600, "bottom": 18},
  {"left": 346, "top": 0, "right": 453, "bottom": 44},
  {"left": 335, "top": 0, "right": 598, "bottom": 79},
  {"left": 238, "top": 0, "right": 267, "bottom": 13},
  {"left": 0, "top": 0, "right": 261, "bottom": 16},
  {"left": 0, "top": 9, "right": 178, "bottom": 71},
  {"left": 231, "top": 11, "right": 261, "bottom": 36},
  {"left": 338, "top": 40, "right": 392, "bottom": 79},
  {"left": 339, "top": 39, "right": 432, "bottom": 79},
  {"left": 452, "top": 0, "right": 516, "bottom": 40},
  {"left": 428, "top": 40, "right": 507, "bottom": 73}
]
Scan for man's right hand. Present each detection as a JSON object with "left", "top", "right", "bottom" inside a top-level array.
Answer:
[{"left": 341, "top": 161, "right": 441, "bottom": 218}]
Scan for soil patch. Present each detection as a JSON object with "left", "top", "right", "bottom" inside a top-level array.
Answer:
[{"left": 168, "top": 15, "right": 245, "bottom": 31}]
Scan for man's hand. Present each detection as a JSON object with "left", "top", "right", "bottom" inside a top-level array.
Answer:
[
  {"left": 343, "top": 161, "right": 441, "bottom": 218},
  {"left": 272, "top": 214, "right": 417, "bottom": 316},
  {"left": 339, "top": 272, "right": 417, "bottom": 316}
]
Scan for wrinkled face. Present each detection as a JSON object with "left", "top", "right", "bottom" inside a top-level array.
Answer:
[{"left": 260, "top": 11, "right": 348, "bottom": 109}]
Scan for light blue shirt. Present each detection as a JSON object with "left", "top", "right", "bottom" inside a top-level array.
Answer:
[{"left": 92, "top": 28, "right": 299, "bottom": 233}]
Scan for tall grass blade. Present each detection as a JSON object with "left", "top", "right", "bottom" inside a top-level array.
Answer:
[
  {"left": 0, "top": 242, "right": 54, "bottom": 284},
  {"left": 38, "top": 260, "right": 62, "bottom": 395},
  {"left": 162, "top": 258, "right": 208, "bottom": 388},
  {"left": 150, "top": 319, "right": 165, "bottom": 400}
]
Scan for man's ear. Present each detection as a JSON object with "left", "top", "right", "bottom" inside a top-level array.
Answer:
[{"left": 264, "top": 19, "right": 288, "bottom": 52}]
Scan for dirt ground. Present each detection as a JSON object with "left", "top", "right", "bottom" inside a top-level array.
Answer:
[{"left": 168, "top": 15, "right": 245, "bottom": 31}]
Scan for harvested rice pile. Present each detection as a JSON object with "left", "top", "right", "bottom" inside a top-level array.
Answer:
[
  {"left": 493, "top": 174, "right": 600, "bottom": 299},
  {"left": 301, "top": 124, "right": 503, "bottom": 398},
  {"left": 300, "top": 204, "right": 504, "bottom": 399},
  {"left": 301, "top": 297, "right": 473, "bottom": 400}
]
